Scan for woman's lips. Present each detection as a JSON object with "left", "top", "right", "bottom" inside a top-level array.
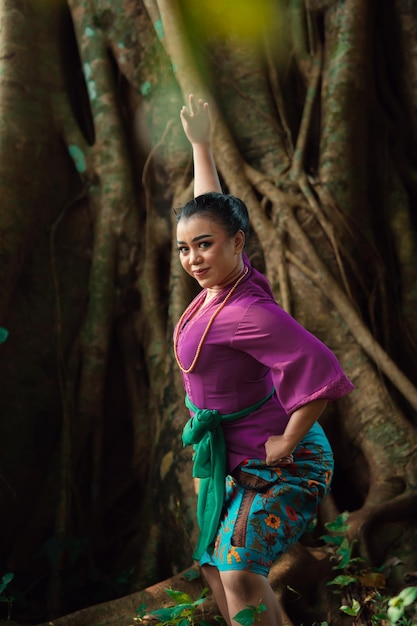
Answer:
[{"left": 193, "top": 268, "right": 209, "bottom": 278}]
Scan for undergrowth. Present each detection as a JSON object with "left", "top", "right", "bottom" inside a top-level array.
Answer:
[
  {"left": 133, "top": 512, "right": 417, "bottom": 626},
  {"left": 1, "top": 512, "right": 416, "bottom": 625}
]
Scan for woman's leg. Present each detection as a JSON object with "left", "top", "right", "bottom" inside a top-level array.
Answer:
[
  {"left": 201, "top": 564, "right": 231, "bottom": 626},
  {"left": 219, "top": 570, "right": 282, "bottom": 626}
]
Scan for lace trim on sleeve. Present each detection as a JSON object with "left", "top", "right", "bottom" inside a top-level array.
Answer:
[{"left": 289, "top": 374, "right": 354, "bottom": 413}]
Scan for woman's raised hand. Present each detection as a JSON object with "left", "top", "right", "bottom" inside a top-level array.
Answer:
[{"left": 180, "top": 94, "right": 211, "bottom": 145}]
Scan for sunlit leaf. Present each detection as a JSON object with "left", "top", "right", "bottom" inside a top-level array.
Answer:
[
  {"left": 340, "top": 598, "right": 361, "bottom": 616},
  {"left": 398, "top": 586, "right": 417, "bottom": 606},
  {"left": 387, "top": 603, "right": 403, "bottom": 622},
  {"left": 165, "top": 588, "right": 192, "bottom": 604}
]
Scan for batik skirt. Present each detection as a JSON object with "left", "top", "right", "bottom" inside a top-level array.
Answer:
[{"left": 199, "top": 422, "right": 334, "bottom": 577}]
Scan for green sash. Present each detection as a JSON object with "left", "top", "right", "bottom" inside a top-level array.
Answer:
[{"left": 182, "top": 388, "right": 275, "bottom": 559}]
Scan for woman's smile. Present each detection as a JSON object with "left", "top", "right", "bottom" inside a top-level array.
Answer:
[{"left": 193, "top": 267, "right": 209, "bottom": 277}]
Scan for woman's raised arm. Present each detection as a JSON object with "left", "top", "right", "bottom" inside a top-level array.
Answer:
[{"left": 180, "top": 94, "right": 222, "bottom": 197}]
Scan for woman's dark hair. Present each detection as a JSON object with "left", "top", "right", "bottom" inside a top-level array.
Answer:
[{"left": 176, "top": 192, "right": 250, "bottom": 241}]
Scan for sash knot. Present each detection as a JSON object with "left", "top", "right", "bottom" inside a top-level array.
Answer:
[{"left": 181, "top": 389, "right": 275, "bottom": 560}]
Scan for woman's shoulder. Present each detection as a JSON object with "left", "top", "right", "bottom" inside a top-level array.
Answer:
[
  {"left": 234, "top": 264, "right": 280, "bottom": 309},
  {"left": 246, "top": 263, "right": 275, "bottom": 297}
]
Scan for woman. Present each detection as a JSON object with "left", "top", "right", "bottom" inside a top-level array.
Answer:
[{"left": 174, "top": 95, "right": 354, "bottom": 626}]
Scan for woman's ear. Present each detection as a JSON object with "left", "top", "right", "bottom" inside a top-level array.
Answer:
[{"left": 234, "top": 229, "right": 245, "bottom": 253}]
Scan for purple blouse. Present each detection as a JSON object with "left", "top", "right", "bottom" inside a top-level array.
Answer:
[{"left": 175, "top": 260, "right": 354, "bottom": 472}]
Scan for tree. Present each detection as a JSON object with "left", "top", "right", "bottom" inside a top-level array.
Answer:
[{"left": 0, "top": 0, "right": 416, "bottom": 624}]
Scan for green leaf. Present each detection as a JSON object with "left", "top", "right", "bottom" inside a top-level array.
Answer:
[
  {"left": 136, "top": 602, "right": 147, "bottom": 617},
  {"left": 325, "top": 512, "right": 349, "bottom": 533},
  {"left": 327, "top": 574, "right": 357, "bottom": 587},
  {"left": 233, "top": 607, "right": 257, "bottom": 625},
  {"left": 171, "top": 603, "right": 191, "bottom": 617},
  {"left": 0, "top": 327, "right": 9, "bottom": 343},
  {"left": 183, "top": 568, "right": 200, "bottom": 581},
  {"left": 321, "top": 533, "right": 344, "bottom": 546},
  {"left": 340, "top": 598, "right": 361, "bottom": 616},
  {"left": 0, "top": 573, "right": 14, "bottom": 595},
  {"left": 165, "top": 588, "right": 192, "bottom": 604},
  {"left": 372, "top": 612, "right": 388, "bottom": 622},
  {"left": 387, "top": 603, "right": 403, "bottom": 623},
  {"left": 337, "top": 537, "right": 354, "bottom": 568},
  {"left": 196, "top": 586, "right": 209, "bottom": 600},
  {"left": 148, "top": 606, "right": 176, "bottom": 621},
  {"left": 398, "top": 586, "right": 417, "bottom": 606}
]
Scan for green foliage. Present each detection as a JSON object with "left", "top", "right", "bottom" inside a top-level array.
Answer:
[
  {"left": 233, "top": 601, "right": 266, "bottom": 625},
  {"left": 0, "top": 573, "right": 13, "bottom": 596},
  {"left": 387, "top": 587, "right": 417, "bottom": 624},
  {"left": 135, "top": 519, "right": 417, "bottom": 626},
  {"left": 136, "top": 586, "right": 266, "bottom": 626},
  {"left": 0, "top": 327, "right": 9, "bottom": 343},
  {"left": 339, "top": 598, "right": 361, "bottom": 617},
  {"left": 183, "top": 569, "right": 201, "bottom": 582},
  {"left": 0, "top": 572, "right": 14, "bottom": 620},
  {"left": 321, "top": 512, "right": 417, "bottom": 624},
  {"left": 137, "top": 586, "right": 211, "bottom": 626}
]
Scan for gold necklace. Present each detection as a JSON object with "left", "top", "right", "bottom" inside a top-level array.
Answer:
[{"left": 174, "top": 267, "right": 249, "bottom": 374}]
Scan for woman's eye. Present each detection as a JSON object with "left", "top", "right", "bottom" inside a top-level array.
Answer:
[
  {"left": 199, "top": 241, "right": 211, "bottom": 249},
  {"left": 177, "top": 246, "right": 188, "bottom": 254}
]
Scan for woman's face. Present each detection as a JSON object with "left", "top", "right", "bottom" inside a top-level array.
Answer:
[{"left": 176, "top": 214, "right": 244, "bottom": 292}]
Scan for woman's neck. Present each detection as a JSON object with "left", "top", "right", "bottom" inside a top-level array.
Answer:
[{"left": 204, "top": 260, "right": 245, "bottom": 303}]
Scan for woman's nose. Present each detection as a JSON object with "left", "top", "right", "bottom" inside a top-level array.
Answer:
[{"left": 189, "top": 248, "right": 202, "bottom": 264}]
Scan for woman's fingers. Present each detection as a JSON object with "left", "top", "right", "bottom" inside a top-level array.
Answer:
[
  {"left": 189, "top": 93, "right": 197, "bottom": 115},
  {"left": 186, "top": 94, "right": 208, "bottom": 117}
]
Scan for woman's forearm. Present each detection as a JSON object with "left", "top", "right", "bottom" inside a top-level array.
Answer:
[
  {"left": 180, "top": 96, "right": 222, "bottom": 196},
  {"left": 264, "top": 399, "right": 328, "bottom": 465},
  {"left": 192, "top": 142, "right": 222, "bottom": 196},
  {"left": 282, "top": 399, "right": 328, "bottom": 449}
]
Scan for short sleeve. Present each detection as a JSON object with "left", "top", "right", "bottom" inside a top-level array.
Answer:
[{"left": 231, "top": 299, "right": 354, "bottom": 414}]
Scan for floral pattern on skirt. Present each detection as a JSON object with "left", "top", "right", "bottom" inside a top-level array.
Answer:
[{"left": 199, "top": 422, "right": 334, "bottom": 577}]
